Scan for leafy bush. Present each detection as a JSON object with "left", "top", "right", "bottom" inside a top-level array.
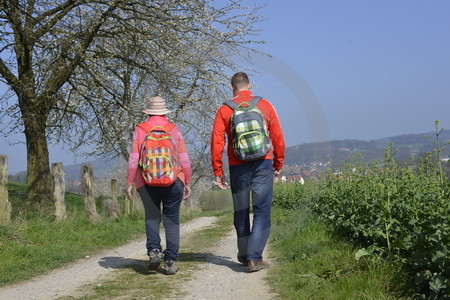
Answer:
[
  {"left": 273, "top": 181, "right": 309, "bottom": 209},
  {"left": 274, "top": 147, "right": 450, "bottom": 298}
]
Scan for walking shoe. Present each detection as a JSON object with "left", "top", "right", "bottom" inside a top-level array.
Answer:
[
  {"left": 148, "top": 249, "right": 163, "bottom": 270},
  {"left": 248, "top": 260, "right": 270, "bottom": 272},
  {"left": 237, "top": 255, "right": 248, "bottom": 266},
  {"left": 161, "top": 260, "right": 178, "bottom": 275}
]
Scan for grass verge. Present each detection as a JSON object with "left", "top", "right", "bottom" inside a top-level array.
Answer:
[{"left": 267, "top": 207, "right": 410, "bottom": 300}]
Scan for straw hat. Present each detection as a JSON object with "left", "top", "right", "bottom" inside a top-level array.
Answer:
[{"left": 141, "top": 96, "right": 172, "bottom": 115}]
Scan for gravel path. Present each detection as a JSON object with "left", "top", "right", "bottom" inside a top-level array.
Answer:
[
  {"left": 180, "top": 229, "right": 275, "bottom": 300},
  {"left": 0, "top": 217, "right": 217, "bottom": 300},
  {"left": 0, "top": 216, "right": 276, "bottom": 300}
]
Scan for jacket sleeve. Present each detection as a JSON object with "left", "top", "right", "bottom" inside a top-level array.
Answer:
[
  {"left": 173, "top": 126, "right": 192, "bottom": 184},
  {"left": 126, "top": 126, "right": 144, "bottom": 185},
  {"left": 211, "top": 107, "right": 227, "bottom": 177},
  {"left": 266, "top": 101, "right": 285, "bottom": 170}
]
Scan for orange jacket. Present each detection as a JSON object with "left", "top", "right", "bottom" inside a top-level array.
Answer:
[{"left": 211, "top": 90, "right": 285, "bottom": 176}]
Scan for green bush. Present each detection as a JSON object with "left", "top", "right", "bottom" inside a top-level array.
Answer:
[{"left": 273, "top": 149, "right": 450, "bottom": 298}]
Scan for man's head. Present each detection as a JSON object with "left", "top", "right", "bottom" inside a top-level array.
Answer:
[{"left": 231, "top": 72, "right": 251, "bottom": 94}]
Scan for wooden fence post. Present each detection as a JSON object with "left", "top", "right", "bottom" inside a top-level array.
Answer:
[
  {"left": 111, "top": 179, "right": 117, "bottom": 203},
  {"left": 52, "top": 163, "right": 67, "bottom": 222},
  {"left": 100, "top": 179, "right": 120, "bottom": 219},
  {"left": 0, "top": 155, "right": 12, "bottom": 224},
  {"left": 81, "top": 165, "right": 100, "bottom": 222}
]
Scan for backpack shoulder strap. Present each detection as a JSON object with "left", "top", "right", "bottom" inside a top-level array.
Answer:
[
  {"left": 222, "top": 100, "right": 239, "bottom": 110},
  {"left": 163, "top": 122, "right": 176, "bottom": 132},
  {"left": 137, "top": 122, "right": 152, "bottom": 133},
  {"left": 137, "top": 122, "right": 176, "bottom": 133},
  {"left": 249, "top": 96, "right": 262, "bottom": 107}
]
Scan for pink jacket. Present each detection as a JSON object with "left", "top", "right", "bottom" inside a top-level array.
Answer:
[{"left": 127, "top": 115, "right": 192, "bottom": 189}]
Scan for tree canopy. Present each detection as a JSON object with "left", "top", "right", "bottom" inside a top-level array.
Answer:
[{"left": 0, "top": 0, "right": 262, "bottom": 203}]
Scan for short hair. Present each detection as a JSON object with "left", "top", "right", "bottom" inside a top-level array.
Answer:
[{"left": 231, "top": 72, "right": 250, "bottom": 89}]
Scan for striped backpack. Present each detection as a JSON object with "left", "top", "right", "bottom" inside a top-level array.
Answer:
[
  {"left": 137, "top": 122, "right": 180, "bottom": 186},
  {"left": 223, "top": 96, "right": 271, "bottom": 161}
]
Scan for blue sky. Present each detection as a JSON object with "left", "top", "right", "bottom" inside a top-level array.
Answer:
[
  {"left": 246, "top": 0, "right": 450, "bottom": 145},
  {"left": 1, "top": 0, "right": 450, "bottom": 173}
]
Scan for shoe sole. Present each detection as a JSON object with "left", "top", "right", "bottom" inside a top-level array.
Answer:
[
  {"left": 248, "top": 264, "right": 270, "bottom": 272},
  {"left": 148, "top": 252, "right": 162, "bottom": 270}
]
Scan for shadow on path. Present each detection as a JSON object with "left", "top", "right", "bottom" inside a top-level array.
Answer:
[{"left": 98, "top": 251, "right": 247, "bottom": 275}]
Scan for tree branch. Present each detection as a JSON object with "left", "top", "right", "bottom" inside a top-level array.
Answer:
[
  {"left": 37, "top": 1, "right": 120, "bottom": 106},
  {"left": 0, "top": 57, "right": 22, "bottom": 95}
]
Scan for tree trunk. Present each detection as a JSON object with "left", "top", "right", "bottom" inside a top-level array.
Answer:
[{"left": 22, "top": 109, "right": 54, "bottom": 205}]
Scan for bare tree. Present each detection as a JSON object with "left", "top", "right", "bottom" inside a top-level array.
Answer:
[{"left": 0, "top": 0, "right": 262, "bottom": 204}]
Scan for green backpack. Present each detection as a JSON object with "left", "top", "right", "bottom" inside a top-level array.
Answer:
[{"left": 223, "top": 96, "right": 271, "bottom": 161}]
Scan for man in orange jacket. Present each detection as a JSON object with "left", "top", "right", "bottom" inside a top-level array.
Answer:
[{"left": 211, "top": 71, "right": 285, "bottom": 272}]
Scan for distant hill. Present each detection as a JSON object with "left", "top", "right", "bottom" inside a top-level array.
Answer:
[
  {"left": 285, "top": 130, "right": 450, "bottom": 167},
  {"left": 9, "top": 130, "right": 450, "bottom": 182},
  {"left": 62, "top": 157, "right": 124, "bottom": 181},
  {"left": 9, "top": 157, "right": 124, "bottom": 184}
]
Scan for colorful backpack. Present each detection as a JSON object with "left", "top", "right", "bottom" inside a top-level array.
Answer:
[
  {"left": 223, "top": 96, "right": 271, "bottom": 161},
  {"left": 137, "top": 122, "right": 180, "bottom": 186}
]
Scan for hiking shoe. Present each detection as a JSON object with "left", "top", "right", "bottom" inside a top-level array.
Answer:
[
  {"left": 237, "top": 255, "right": 248, "bottom": 266},
  {"left": 148, "top": 249, "right": 163, "bottom": 270},
  {"left": 161, "top": 260, "right": 178, "bottom": 275},
  {"left": 248, "top": 260, "right": 270, "bottom": 272}
]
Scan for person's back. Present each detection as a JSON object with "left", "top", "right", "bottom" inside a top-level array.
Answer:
[
  {"left": 210, "top": 72, "right": 285, "bottom": 272},
  {"left": 127, "top": 96, "right": 192, "bottom": 275}
]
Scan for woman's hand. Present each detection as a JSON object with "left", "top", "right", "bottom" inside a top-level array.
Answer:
[
  {"left": 126, "top": 185, "right": 133, "bottom": 201},
  {"left": 183, "top": 184, "right": 191, "bottom": 199}
]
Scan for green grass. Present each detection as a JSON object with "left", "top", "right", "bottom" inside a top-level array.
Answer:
[{"left": 268, "top": 207, "right": 411, "bottom": 300}]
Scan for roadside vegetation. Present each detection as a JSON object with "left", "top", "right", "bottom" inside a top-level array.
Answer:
[
  {"left": 269, "top": 126, "right": 449, "bottom": 299},
  {"left": 269, "top": 206, "right": 408, "bottom": 299}
]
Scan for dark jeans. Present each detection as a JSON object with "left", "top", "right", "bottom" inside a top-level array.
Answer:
[
  {"left": 229, "top": 159, "right": 274, "bottom": 261},
  {"left": 137, "top": 179, "right": 184, "bottom": 261}
]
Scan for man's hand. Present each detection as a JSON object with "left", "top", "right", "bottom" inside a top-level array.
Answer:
[
  {"left": 126, "top": 185, "right": 133, "bottom": 201},
  {"left": 273, "top": 169, "right": 281, "bottom": 177},
  {"left": 215, "top": 174, "right": 227, "bottom": 189},
  {"left": 183, "top": 185, "right": 191, "bottom": 199}
]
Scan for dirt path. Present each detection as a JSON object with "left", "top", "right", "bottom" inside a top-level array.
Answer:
[
  {"left": 0, "top": 217, "right": 216, "bottom": 300},
  {"left": 0, "top": 216, "right": 276, "bottom": 300},
  {"left": 180, "top": 229, "right": 275, "bottom": 300}
]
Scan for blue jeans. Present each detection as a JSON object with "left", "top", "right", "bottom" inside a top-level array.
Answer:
[
  {"left": 229, "top": 159, "right": 274, "bottom": 261},
  {"left": 137, "top": 179, "right": 184, "bottom": 261}
]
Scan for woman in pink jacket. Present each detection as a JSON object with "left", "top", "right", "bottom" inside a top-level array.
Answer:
[{"left": 126, "top": 96, "right": 192, "bottom": 275}]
